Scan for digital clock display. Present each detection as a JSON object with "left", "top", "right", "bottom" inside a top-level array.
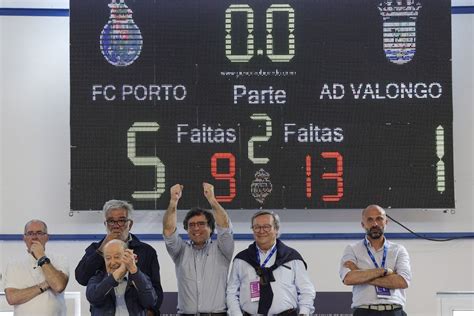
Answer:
[{"left": 70, "top": 0, "right": 454, "bottom": 210}]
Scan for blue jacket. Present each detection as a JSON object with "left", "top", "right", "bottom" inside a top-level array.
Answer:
[
  {"left": 75, "top": 233, "right": 163, "bottom": 314},
  {"left": 86, "top": 269, "right": 157, "bottom": 316}
]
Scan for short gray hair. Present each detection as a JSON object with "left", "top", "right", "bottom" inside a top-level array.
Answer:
[
  {"left": 251, "top": 210, "right": 281, "bottom": 231},
  {"left": 102, "top": 200, "right": 133, "bottom": 219},
  {"left": 24, "top": 219, "right": 48, "bottom": 234}
]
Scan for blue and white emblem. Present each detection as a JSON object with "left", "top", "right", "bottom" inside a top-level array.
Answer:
[
  {"left": 378, "top": 0, "right": 421, "bottom": 65},
  {"left": 100, "top": 0, "right": 143, "bottom": 67}
]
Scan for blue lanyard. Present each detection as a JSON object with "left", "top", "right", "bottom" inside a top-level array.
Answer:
[
  {"left": 256, "top": 244, "right": 277, "bottom": 267},
  {"left": 364, "top": 239, "right": 387, "bottom": 269}
]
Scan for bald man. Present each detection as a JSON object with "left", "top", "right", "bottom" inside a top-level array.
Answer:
[
  {"left": 86, "top": 239, "right": 157, "bottom": 316},
  {"left": 340, "top": 205, "right": 412, "bottom": 316},
  {"left": 4, "top": 220, "right": 69, "bottom": 316}
]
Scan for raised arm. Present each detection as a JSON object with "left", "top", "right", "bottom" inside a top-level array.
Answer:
[
  {"left": 203, "top": 182, "right": 229, "bottom": 228},
  {"left": 163, "top": 184, "right": 183, "bottom": 237}
]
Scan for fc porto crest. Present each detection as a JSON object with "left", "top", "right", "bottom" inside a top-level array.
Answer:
[{"left": 100, "top": 0, "right": 143, "bottom": 67}]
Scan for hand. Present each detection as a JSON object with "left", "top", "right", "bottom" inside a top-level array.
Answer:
[
  {"left": 29, "top": 240, "right": 46, "bottom": 260},
  {"left": 99, "top": 232, "right": 121, "bottom": 251},
  {"left": 39, "top": 280, "right": 50, "bottom": 291},
  {"left": 170, "top": 184, "right": 183, "bottom": 203},
  {"left": 203, "top": 182, "right": 215, "bottom": 201},
  {"left": 344, "top": 261, "right": 359, "bottom": 271},
  {"left": 122, "top": 249, "right": 138, "bottom": 274},
  {"left": 113, "top": 262, "right": 127, "bottom": 281}
]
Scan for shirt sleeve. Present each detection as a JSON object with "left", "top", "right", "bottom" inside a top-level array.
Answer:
[
  {"left": 394, "top": 245, "right": 411, "bottom": 286},
  {"left": 294, "top": 260, "right": 316, "bottom": 315},
  {"left": 216, "top": 221, "right": 235, "bottom": 262},
  {"left": 163, "top": 229, "right": 185, "bottom": 262},
  {"left": 75, "top": 242, "right": 105, "bottom": 286},
  {"left": 339, "top": 244, "right": 356, "bottom": 282},
  {"left": 226, "top": 259, "right": 243, "bottom": 316},
  {"left": 4, "top": 261, "right": 19, "bottom": 289}
]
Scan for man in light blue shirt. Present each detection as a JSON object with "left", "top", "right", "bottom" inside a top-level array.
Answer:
[
  {"left": 163, "top": 182, "right": 234, "bottom": 315},
  {"left": 340, "top": 205, "right": 412, "bottom": 316},
  {"left": 227, "top": 210, "right": 316, "bottom": 316}
]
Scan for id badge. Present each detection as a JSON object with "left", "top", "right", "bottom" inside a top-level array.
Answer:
[
  {"left": 375, "top": 286, "right": 391, "bottom": 298},
  {"left": 250, "top": 279, "right": 260, "bottom": 302}
]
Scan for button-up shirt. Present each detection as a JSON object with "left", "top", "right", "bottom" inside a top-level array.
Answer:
[
  {"left": 164, "top": 224, "right": 234, "bottom": 313},
  {"left": 339, "top": 237, "right": 412, "bottom": 308},
  {"left": 226, "top": 243, "right": 316, "bottom": 315}
]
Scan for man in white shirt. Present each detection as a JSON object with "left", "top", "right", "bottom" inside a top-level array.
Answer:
[
  {"left": 227, "top": 210, "right": 316, "bottom": 316},
  {"left": 4, "top": 219, "right": 69, "bottom": 316}
]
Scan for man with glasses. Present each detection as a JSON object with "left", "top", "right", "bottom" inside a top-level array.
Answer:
[
  {"left": 75, "top": 199, "right": 163, "bottom": 315},
  {"left": 339, "top": 205, "right": 411, "bottom": 316},
  {"left": 227, "top": 210, "right": 316, "bottom": 316},
  {"left": 4, "top": 219, "right": 69, "bottom": 315},
  {"left": 163, "top": 182, "right": 234, "bottom": 315}
]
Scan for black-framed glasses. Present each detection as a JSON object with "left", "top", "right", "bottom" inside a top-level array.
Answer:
[
  {"left": 24, "top": 231, "right": 47, "bottom": 237},
  {"left": 188, "top": 221, "right": 207, "bottom": 229},
  {"left": 252, "top": 224, "right": 273, "bottom": 232},
  {"left": 105, "top": 219, "right": 130, "bottom": 227}
]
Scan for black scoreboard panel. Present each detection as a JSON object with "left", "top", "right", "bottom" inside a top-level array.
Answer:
[{"left": 70, "top": 0, "right": 454, "bottom": 210}]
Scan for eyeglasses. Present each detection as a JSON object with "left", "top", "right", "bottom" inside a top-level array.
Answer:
[
  {"left": 252, "top": 224, "right": 273, "bottom": 232},
  {"left": 105, "top": 219, "right": 130, "bottom": 227},
  {"left": 188, "top": 221, "right": 207, "bottom": 229},
  {"left": 24, "top": 231, "right": 47, "bottom": 237}
]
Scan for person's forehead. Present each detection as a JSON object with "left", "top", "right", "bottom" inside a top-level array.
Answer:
[
  {"left": 188, "top": 214, "right": 206, "bottom": 222},
  {"left": 104, "top": 243, "right": 124, "bottom": 255},
  {"left": 107, "top": 208, "right": 128, "bottom": 218},
  {"left": 26, "top": 221, "right": 45, "bottom": 232},
  {"left": 254, "top": 214, "right": 273, "bottom": 224},
  {"left": 364, "top": 207, "right": 385, "bottom": 218}
]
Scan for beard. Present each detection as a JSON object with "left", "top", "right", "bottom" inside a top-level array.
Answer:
[{"left": 366, "top": 227, "right": 384, "bottom": 239}]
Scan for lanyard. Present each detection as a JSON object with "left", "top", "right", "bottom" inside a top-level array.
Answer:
[
  {"left": 364, "top": 239, "right": 387, "bottom": 269},
  {"left": 256, "top": 244, "right": 277, "bottom": 267}
]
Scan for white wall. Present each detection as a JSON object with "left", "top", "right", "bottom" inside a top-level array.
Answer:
[{"left": 0, "top": 1, "right": 473, "bottom": 315}]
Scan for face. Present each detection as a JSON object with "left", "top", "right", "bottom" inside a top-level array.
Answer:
[
  {"left": 187, "top": 214, "right": 211, "bottom": 246},
  {"left": 23, "top": 221, "right": 48, "bottom": 251},
  {"left": 105, "top": 208, "right": 133, "bottom": 241},
  {"left": 361, "top": 206, "right": 387, "bottom": 240},
  {"left": 252, "top": 214, "right": 278, "bottom": 250},
  {"left": 103, "top": 242, "right": 124, "bottom": 274}
]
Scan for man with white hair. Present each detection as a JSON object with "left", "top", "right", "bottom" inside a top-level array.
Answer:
[
  {"left": 75, "top": 199, "right": 163, "bottom": 315},
  {"left": 4, "top": 219, "right": 69, "bottom": 316},
  {"left": 86, "top": 239, "right": 157, "bottom": 315}
]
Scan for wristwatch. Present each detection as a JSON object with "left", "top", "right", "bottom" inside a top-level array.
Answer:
[{"left": 37, "top": 256, "right": 51, "bottom": 267}]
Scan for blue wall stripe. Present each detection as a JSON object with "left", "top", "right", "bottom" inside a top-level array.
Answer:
[
  {"left": 0, "top": 6, "right": 473, "bottom": 16},
  {"left": 1, "top": 232, "right": 473, "bottom": 241}
]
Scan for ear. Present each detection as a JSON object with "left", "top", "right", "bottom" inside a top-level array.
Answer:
[
  {"left": 360, "top": 221, "right": 364, "bottom": 228},
  {"left": 128, "top": 220, "right": 134, "bottom": 230}
]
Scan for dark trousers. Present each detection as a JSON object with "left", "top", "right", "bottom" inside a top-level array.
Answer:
[{"left": 354, "top": 309, "right": 407, "bottom": 316}]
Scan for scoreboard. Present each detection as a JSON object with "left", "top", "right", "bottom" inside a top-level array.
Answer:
[{"left": 70, "top": 0, "right": 454, "bottom": 210}]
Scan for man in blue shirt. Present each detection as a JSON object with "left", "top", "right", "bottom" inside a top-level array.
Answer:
[{"left": 340, "top": 205, "right": 412, "bottom": 316}]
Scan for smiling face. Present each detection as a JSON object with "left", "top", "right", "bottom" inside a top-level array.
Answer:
[
  {"left": 186, "top": 214, "right": 211, "bottom": 246},
  {"left": 361, "top": 205, "right": 387, "bottom": 240},
  {"left": 103, "top": 241, "right": 125, "bottom": 274},
  {"left": 252, "top": 214, "right": 278, "bottom": 251}
]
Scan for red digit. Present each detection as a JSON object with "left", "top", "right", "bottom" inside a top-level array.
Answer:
[
  {"left": 210, "top": 153, "right": 236, "bottom": 202},
  {"left": 306, "top": 154, "right": 312, "bottom": 198},
  {"left": 321, "top": 152, "right": 343, "bottom": 202}
]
